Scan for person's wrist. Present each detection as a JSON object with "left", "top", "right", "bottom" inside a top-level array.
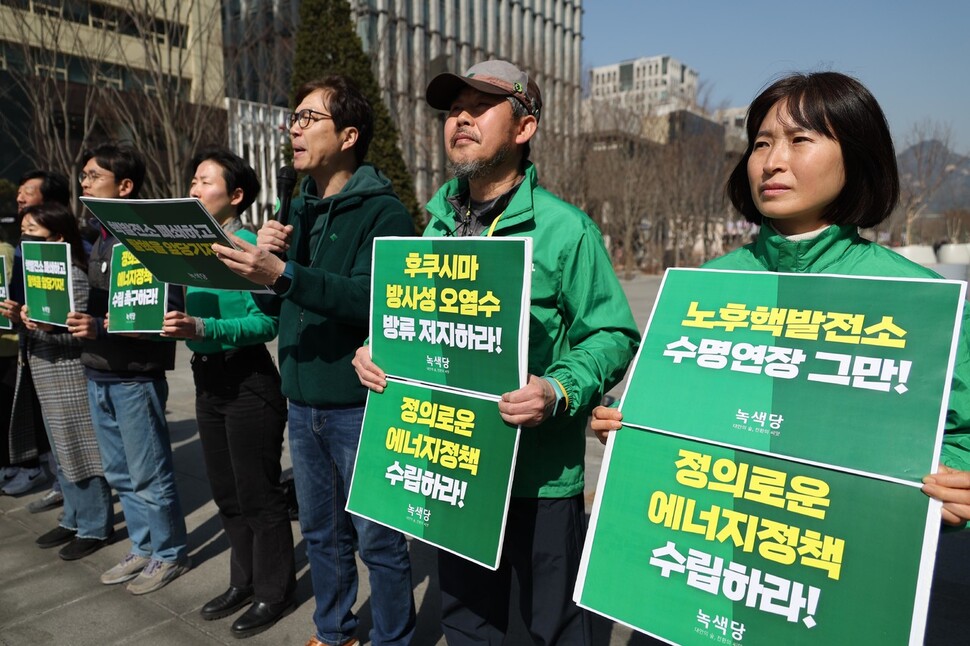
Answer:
[
  {"left": 543, "top": 376, "right": 569, "bottom": 417},
  {"left": 271, "top": 261, "right": 294, "bottom": 295}
]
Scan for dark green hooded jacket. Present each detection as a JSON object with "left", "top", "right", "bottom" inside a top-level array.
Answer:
[{"left": 255, "top": 164, "right": 414, "bottom": 406}]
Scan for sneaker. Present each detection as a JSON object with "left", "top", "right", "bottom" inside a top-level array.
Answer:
[
  {"left": 0, "top": 466, "right": 19, "bottom": 484},
  {"left": 101, "top": 553, "right": 151, "bottom": 585},
  {"left": 126, "top": 557, "right": 191, "bottom": 595},
  {"left": 27, "top": 488, "right": 65, "bottom": 513},
  {"left": 2, "top": 467, "right": 49, "bottom": 495}
]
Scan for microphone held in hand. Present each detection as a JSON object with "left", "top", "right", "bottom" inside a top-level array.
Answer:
[{"left": 275, "top": 165, "right": 297, "bottom": 225}]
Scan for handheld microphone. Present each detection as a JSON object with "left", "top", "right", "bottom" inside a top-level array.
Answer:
[
  {"left": 276, "top": 165, "right": 297, "bottom": 224},
  {"left": 273, "top": 165, "right": 297, "bottom": 261}
]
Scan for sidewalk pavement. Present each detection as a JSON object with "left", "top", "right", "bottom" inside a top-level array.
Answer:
[{"left": 1, "top": 273, "right": 968, "bottom": 645}]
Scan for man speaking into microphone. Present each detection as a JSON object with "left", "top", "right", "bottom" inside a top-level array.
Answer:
[{"left": 212, "top": 75, "right": 417, "bottom": 646}]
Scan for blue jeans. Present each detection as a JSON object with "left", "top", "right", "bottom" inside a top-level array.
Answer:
[
  {"left": 42, "top": 417, "right": 112, "bottom": 540},
  {"left": 288, "top": 402, "right": 415, "bottom": 646},
  {"left": 60, "top": 473, "right": 113, "bottom": 540},
  {"left": 88, "top": 379, "right": 187, "bottom": 563}
]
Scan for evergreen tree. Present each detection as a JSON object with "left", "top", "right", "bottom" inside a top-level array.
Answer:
[{"left": 291, "top": 0, "right": 422, "bottom": 230}]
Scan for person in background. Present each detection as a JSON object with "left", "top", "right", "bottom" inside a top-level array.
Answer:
[
  {"left": 68, "top": 142, "right": 189, "bottom": 595},
  {"left": 162, "top": 148, "right": 295, "bottom": 639},
  {"left": 1, "top": 202, "right": 113, "bottom": 560},
  {"left": 2, "top": 169, "right": 71, "bottom": 498}
]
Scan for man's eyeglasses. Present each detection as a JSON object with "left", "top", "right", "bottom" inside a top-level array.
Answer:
[
  {"left": 78, "top": 171, "right": 113, "bottom": 184},
  {"left": 288, "top": 108, "right": 332, "bottom": 129}
]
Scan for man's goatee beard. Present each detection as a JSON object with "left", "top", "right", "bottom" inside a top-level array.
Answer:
[{"left": 448, "top": 143, "right": 513, "bottom": 181}]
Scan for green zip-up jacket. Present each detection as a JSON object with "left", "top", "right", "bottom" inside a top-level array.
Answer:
[
  {"left": 254, "top": 164, "right": 414, "bottom": 407},
  {"left": 426, "top": 163, "right": 641, "bottom": 498},
  {"left": 186, "top": 229, "right": 278, "bottom": 355},
  {"left": 704, "top": 223, "right": 970, "bottom": 474}
]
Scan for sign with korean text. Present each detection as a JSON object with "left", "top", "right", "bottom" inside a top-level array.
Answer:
[
  {"left": 80, "top": 197, "right": 267, "bottom": 292},
  {"left": 107, "top": 243, "right": 167, "bottom": 333},
  {"left": 368, "top": 237, "right": 532, "bottom": 398},
  {"left": 21, "top": 241, "right": 74, "bottom": 326},
  {"left": 350, "top": 236, "right": 531, "bottom": 568},
  {"left": 0, "top": 256, "right": 11, "bottom": 331},
  {"left": 578, "top": 430, "right": 935, "bottom": 645},
  {"left": 620, "top": 269, "right": 965, "bottom": 483},
  {"left": 576, "top": 269, "right": 967, "bottom": 645},
  {"left": 347, "top": 379, "right": 519, "bottom": 568}
]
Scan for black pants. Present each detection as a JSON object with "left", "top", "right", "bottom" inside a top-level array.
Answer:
[
  {"left": 193, "top": 345, "right": 295, "bottom": 603},
  {"left": 438, "top": 494, "right": 593, "bottom": 646}
]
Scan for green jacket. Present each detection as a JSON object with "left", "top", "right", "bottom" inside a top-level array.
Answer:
[
  {"left": 255, "top": 164, "right": 414, "bottom": 406},
  {"left": 426, "top": 163, "right": 641, "bottom": 497},
  {"left": 704, "top": 223, "right": 970, "bottom": 474},
  {"left": 186, "top": 229, "right": 278, "bottom": 354}
]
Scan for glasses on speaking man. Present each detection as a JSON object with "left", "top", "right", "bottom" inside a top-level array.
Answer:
[{"left": 287, "top": 108, "right": 332, "bottom": 129}]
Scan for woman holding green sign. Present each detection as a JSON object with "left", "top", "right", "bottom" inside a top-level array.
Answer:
[
  {"left": 592, "top": 71, "right": 970, "bottom": 526},
  {"left": 162, "top": 149, "right": 296, "bottom": 639},
  {"left": 2, "top": 202, "right": 113, "bottom": 560}
]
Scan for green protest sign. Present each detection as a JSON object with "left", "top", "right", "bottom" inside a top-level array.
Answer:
[
  {"left": 577, "top": 430, "right": 934, "bottom": 645},
  {"left": 369, "top": 237, "right": 531, "bottom": 398},
  {"left": 79, "top": 197, "right": 267, "bottom": 292},
  {"left": 621, "top": 269, "right": 965, "bottom": 483},
  {"left": 351, "top": 236, "right": 531, "bottom": 567},
  {"left": 0, "top": 256, "right": 11, "bottom": 331},
  {"left": 107, "top": 243, "right": 167, "bottom": 333},
  {"left": 21, "top": 241, "right": 74, "bottom": 326},
  {"left": 347, "top": 379, "right": 519, "bottom": 568},
  {"left": 576, "top": 269, "right": 966, "bottom": 645}
]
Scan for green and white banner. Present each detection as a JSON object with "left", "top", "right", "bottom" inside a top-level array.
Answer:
[
  {"left": 348, "top": 379, "right": 519, "bottom": 568},
  {"left": 107, "top": 243, "right": 167, "bottom": 334},
  {"left": 576, "top": 268, "right": 967, "bottom": 646},
  {"left": 349, "top": 236, "right": 532, "bottom": 568},
  {"left": 21, "top": 241, "right": 74, "bottom": 327},
  {"left": 80, "top": 197, "right": 267, "bottom": 292},
  {"left": 368, "top": 237, "right": 531, "bottom": 398},
  {"left": 620, "top": 269, "right": 964, "bottom": 484},
  {"left": 0, "top": 256, "right": 11, "bottom": 331}
]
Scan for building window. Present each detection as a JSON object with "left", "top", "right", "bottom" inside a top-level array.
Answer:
[
  {"left": 30, "top": 0, "right": 61, "bottom": 16},
  {"left": 95, "top": 69, "right": 123, "bottom": 90},
  {"left": 35, "top": 63, "right": 68, "bottom": 81}
]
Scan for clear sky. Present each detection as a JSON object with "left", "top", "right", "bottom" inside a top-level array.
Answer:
[{"left": 582, "top": 0, "right": 970, "bottom": 154}]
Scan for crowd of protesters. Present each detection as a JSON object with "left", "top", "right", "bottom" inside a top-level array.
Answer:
[{"left": 2, "top": 62, "right": 970, "bottom": 646}]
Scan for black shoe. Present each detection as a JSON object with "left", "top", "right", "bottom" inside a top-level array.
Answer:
[
  {"left": 230, "top": 599, "right": 296, "bottom": 639},
  {"left": 200, "top": 586, "right": 254, "bottom": 621},
  {"left": 36, "top": 526, "right": 76, "bottom": 549},
  {"left": 58, "top": 536, "right": 109, "bottom": 561}
]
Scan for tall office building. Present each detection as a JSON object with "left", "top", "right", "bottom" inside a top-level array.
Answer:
[
  {"left": 224, "top": 0, "right": 584, "bottom": 216},
  {"left": 588, "top": 55, "right": 698, "bottom": 113}
]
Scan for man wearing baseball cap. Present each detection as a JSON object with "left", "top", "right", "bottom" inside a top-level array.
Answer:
[{"left": 354, "top": 59, "right": 640, "bottom": 644}]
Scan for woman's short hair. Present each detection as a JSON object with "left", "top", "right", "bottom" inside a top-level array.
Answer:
[
  {"left": 187, "top": 148, "right": 260, "bottom": 215},
  {"left": 727, "top": 72, "right": 899, "bottom": 229}
]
